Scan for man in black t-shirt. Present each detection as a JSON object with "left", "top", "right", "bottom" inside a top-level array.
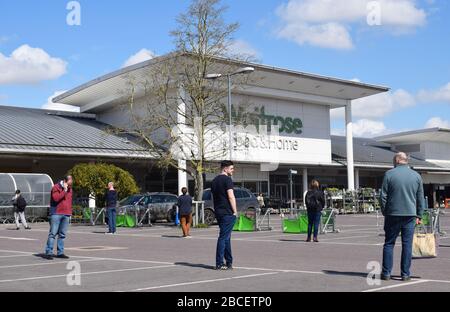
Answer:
[{"left": 211, "top": 161, "right": 238, "bottom": 270}]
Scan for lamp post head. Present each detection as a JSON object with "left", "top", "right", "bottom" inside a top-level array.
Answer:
[
  {"left": 233, "top": 67, "right": 255, "bottom": 75},
  {"left": 204, "top": 73, "right": 222, "bottom": 80}
]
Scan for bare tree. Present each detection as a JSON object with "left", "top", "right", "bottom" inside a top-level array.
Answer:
[{"left": 119, "top": 0, "right": 256, "bottom": 200}]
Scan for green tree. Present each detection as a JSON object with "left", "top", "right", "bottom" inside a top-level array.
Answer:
[{"left": 68, "top": 163, "right": 140, "bottom": 207}]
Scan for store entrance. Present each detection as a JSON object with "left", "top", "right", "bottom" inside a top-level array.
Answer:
[{"left": 275, "top": 184, "right": 288, "bottom": 202}]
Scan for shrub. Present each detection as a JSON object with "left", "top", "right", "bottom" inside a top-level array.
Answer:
[{"left": 68, "top": 163, "right": 140, "bottom": 208}]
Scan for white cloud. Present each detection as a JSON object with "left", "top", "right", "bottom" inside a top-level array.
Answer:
[
  {"left": 227, "top": 40, "right": 260, "bottom": 59},
  {"left": 0, "top": 45, "right": 67, "bottom": 84},
  {"left": 122, "top": 49, "right": 156, "bottom": 68},
  {"left": 417, "top": 82, "right": 450, "bottom": 104},
  {"left": 333, "top": 119, "right": 388, "bottom": 137},
  {"left": 331, "top": 89, "right": 416, "bottom": 119},
  {"left": 42, "top": 91, "right": 80, "bottom": 113},
  {"left": 425, "top": 117, "right": 450, "bottom": 129},
  {"left": 276, "top": 0, "right": 427, "bottom": 50},
  {"left": 352, "top": 119, "right": 387, "bottom": 137},
  {"left": 278, "top": 21, "right": 354, "bottom": 50}
]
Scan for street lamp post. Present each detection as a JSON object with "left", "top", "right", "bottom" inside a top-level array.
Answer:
[{"left": 205, "top": 67, "right": 255, "bottom": 160}]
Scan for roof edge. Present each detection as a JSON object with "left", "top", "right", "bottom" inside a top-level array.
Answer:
[
  {"left": 54, "top": 52, "right": 390, "bottom": 104},
  {"left": 376, "top": 128, "right": 450, "bottom": 141}
]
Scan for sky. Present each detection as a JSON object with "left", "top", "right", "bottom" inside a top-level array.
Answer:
[{"left": 0, "top": 0, "right": 449, "bottom": 138}]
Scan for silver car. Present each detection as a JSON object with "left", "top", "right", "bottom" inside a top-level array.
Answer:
[
  {"left": 201, "top": 187, "right": 260, "bottom": 225},
  {"left": 118, "top": 193, "right": 178, "bottom": 223}
]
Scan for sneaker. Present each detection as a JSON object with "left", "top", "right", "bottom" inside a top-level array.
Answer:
[
  {"left": 313, "top": 238, "right": 319, "bottom": 243},
  {"left": 16, "top": 227, "right": 20, "bottom": 230},
  {"left": 105, "top": 232, "right": 114, "bottom": 235},
  {"left": 25, "top": 227, "right": 31, "bottom": 230},
  {"left": 306, "top": 238, "right": 312, "bottom": 242},
  {"left": 215, "top": 265, "right": 229, "bottom": 271},
  {"left": 226, "top": 265, "right": 234, "bottom": 270},
  {"left": 381, "top": 275, "right": 391, "bottom": 281},
  {"left": 42, "top": 254, "right": 54, "bottom": 260},
  {"left": 402, "top": 276, "right": 411, "bottom": 282},
  {"left": 56, "top": 254, "right": 70, "bottom": 259}
]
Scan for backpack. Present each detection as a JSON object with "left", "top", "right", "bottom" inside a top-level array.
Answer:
[{"left": 305, "top": 191, "right": 320, "bottom": 211}]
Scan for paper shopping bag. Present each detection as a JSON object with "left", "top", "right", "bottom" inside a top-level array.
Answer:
[{"left": 412, "top": 233, "right": 437, "bottom": 258}]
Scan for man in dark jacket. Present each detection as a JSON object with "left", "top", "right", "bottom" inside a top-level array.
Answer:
[
  {"left": 305, "top": 180, "right": 325, "bottom": 242},
  {"left": 12, "top": 190, "right": 31, "bottom": 230},
  {"left": 44, "top": 175, "right": 73, "bottom": 260},
  {"left": 178, "top": 187, "right": 193, "bottom": 238},
  {"left": 105, "top": 182, "right": 118, "bottom": 235},
  {"left": 380, "top": 152, "right": 425, "bottom": 281}
]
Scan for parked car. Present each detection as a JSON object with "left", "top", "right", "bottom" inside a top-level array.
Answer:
[
  {"left": 201, "top": 187, "right": 260, "bottom": 225},
  {"left": 118, "top": 192, "right": 178, "bottom": 223}
]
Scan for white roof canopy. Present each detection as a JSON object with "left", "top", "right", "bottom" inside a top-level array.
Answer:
[{"left": 54, "top": 53, "right": 389, "bottom": 113}]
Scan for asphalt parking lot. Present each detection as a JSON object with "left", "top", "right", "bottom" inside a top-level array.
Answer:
[{"left": 1, "top": 212, "right": 449, "bottom": 292}]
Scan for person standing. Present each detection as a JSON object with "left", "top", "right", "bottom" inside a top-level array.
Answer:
[
  {"left": 178, "top": 187, "right": 193, "bottom": 238},
  {"left": 12, "top": 190, "right": 31, "bottom": 230},
  {"left": 105, "top": 182, "right": 118, "bottom": 235},
  {"left": 211, "top": 161, "right": 237, "bottom": 271},
  {"left": 44, "top": 176, "right": 73, "bottom": 260},
  {"left": 305, "top": 180, "right": 325, "bottom": 243},
  {"left": 257, "top": 193, "right": 265, "bottom": 211},
  {"left": 380, "top": 152, "right": 425, "bottom": 281}
]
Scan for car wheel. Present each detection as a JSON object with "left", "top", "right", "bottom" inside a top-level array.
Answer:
[
  {"left": 203, "top": 209, "right": 216, "bottom": 226},
  {"left": 167, "top": 207, "right": 176, "bottom": 223}
]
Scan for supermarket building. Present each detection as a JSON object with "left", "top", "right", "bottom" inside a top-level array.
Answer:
[{"left": 0, "top": 54, "right": 449, "bottom": 207}]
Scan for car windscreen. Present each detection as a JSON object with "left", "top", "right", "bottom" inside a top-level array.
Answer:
[{"left": 119, "top": 195, "right": 142, "bottom": 206}]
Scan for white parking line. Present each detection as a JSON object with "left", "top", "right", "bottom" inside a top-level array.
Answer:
[
  {"left": 320, "top": 235, "right": 378, "bottom": 242},
  {"left": 0, "top": 254, "right": 32, "bottom": 259},
  {"left": 0, "top": 236, "right": 37, "bottom": 241},
  {"left": 362, "top": 280, "right": 429, "bottom": 292},
  {"left": 126, "top": 272, "right": 280, "bottom": 292},
  {"left": 0, "top": 264, "right": 176, "bottom": 284},
  {"left": 0, "top": 249, "right": 34, "bottom": 254},
  {"left": 0, "top": 258, "right": 104, "bottom": 269}
]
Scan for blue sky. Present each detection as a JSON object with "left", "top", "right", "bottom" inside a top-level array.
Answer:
[{"left": 0, "top": 0, "right": 449, "bottom": 137}]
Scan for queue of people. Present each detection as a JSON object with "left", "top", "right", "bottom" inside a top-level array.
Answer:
[{"left": 7, "top": 152, "right": 425, "bottom": 281}]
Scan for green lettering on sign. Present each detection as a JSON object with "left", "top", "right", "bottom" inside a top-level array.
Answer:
[{"left": 229, "top": 105, "right": 303, "bottom": 135}]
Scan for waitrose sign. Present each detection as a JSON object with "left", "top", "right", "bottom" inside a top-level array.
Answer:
[{"left": 231, "top": 106, "right": 303, "bottom": 135}]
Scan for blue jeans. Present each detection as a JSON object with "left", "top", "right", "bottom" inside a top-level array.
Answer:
[
  {"left": 307, "top": 211, "right": 322, "bottom": 239},
  {"left": 382, "top": 216, "right": 416, "bottom": 278},
  {"left": 216, "top": 215, "right": 237, "bottom": 268},
  {"left": 107, "top": 208, "right": 117, "bottom": 233},
  {"left": 45, "top": 214, "right": 70, "bottom": 256}
]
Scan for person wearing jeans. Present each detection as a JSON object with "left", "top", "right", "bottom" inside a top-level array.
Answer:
[
  {"left": 307, "top": 210, "right": 322, "bottom": 242},
  {"left": 305, "top": 180, "right": 325, "bottom": 243},
  {"left": 212, "top": 161, "right": 238, "bottom": 270},
  {"left": 44, "top": 175, "right": 73, "bottom": 260},
  {"left": 105, "top": 182, "right": 118, "bottom": 235},
  {"left": 380, "top": 153, "right": 425, "bottom": 281},
  {"left": 383, "top": 216, "right": 416, "bottom": 279},
  {"left": 215, "top": 214, "right": 236, "bottom": 268},
  {"left": 45, "top": 214, "right": 70, "bottom": 257}
]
